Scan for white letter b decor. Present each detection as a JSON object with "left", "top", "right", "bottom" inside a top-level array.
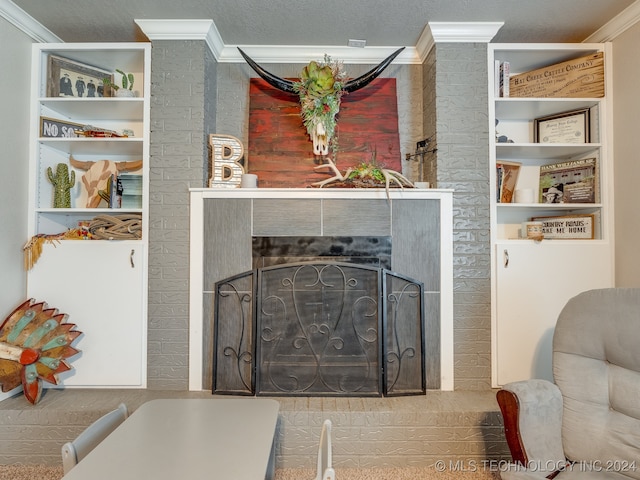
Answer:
[{"left": 208, "top": 134, "right": 245, "bottom": 188}]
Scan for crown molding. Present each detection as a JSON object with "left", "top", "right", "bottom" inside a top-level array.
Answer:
[
  {"left": 584, "top": 0, "right": 640, "bottom": 42},
  {"left": 135, "top": 19, "right": 231, "bottom": 60},
  {"left": 0, "top": 0, "right": 62, "bottom": 42},
  {"left": 218, "top": 44, "right": 420, "bottom": 64},
  {"left": 136, "top": 19, "right": 420, "bottom": 63},
  {"left": 428, "top": 21, "right": 504, "bottom": 43},
  {"left": 416, "top": 21, "right": 504, "bottom": 62}
]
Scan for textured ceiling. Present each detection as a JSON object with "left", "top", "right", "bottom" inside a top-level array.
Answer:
[{"left": 8, "top": 0, "right": 637, "bottom": 46}]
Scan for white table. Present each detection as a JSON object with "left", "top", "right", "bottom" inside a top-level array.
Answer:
[{"left": 62, "top": 398, "right": 280, "bottom": 480}]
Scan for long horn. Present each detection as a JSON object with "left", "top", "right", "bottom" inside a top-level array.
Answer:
[
  {"left": 237, "top": 48, "right": 296, "bottom": 93},
  {"left": 237, "top": 47, "right": 405, "bottom": 95},
  {"left": 343, "top": 47, "right": 405, "bottom": 93}
]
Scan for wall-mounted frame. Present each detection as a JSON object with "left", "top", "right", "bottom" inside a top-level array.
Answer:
[
  {"left": 47, "top": 54, "right": 113, "bottom": 98},
  {"left": 40, "top": 116, "right": 83, "bottom": 138},
  {"left": 531, "top": 214, "right": 595, "bottom": 239},
  {"left": 534, "top": 108, "right": 591, "bottom": 144}
]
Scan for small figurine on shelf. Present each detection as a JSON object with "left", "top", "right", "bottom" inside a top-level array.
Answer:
[{"left": 46, "top": 163, "right": 75, "bottom": 208}]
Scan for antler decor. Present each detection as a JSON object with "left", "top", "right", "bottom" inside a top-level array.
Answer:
[
  {"left": 313, "top": 157, "right": 413, "bottom": 191},
  {"left": 0, "top": 299, "right": 81, "bottom": 404}
]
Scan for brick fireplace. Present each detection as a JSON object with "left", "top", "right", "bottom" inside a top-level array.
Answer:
[{"left": 188, "top": 188, "right": 454, "bottom": 392}]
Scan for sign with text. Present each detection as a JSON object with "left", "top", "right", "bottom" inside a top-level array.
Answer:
[
  {"left": 532, "top": 214, "right": 595, "bottom": 239},
  {"left": 40, "top": 117, "right": 82, "bottom": 138}
]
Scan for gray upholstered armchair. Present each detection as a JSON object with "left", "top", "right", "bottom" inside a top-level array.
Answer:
[{"left": 497, "top": 288, "right": 640, "bottom": 480}]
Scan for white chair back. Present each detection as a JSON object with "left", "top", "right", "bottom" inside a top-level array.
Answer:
[
  {"left": 61, "top": 403, "right": 128, "bottom": 474},
  {"left": 314, "top": 419, "right": 335, "bottom": 480}
]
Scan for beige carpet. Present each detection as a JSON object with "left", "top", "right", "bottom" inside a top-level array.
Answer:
[
  {"left": 0, "top": 465, "right": 63, "bottom": 480},
  {"left": 0, "top": 465, "right": 500, "bottom": 480},
  {"left": 275, "top": 467, "right": 500, "bottom": 480}
]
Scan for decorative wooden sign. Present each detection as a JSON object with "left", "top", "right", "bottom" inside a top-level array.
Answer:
[
  {"left": 208, "top": 134, "right": 245, "bottom": 188},
  {"left": 248, "top": 78, "right": 401, "bottom": 188},
  {"left": 509, "top": 52, "right": 604, "bottom": 98},
  {"left": 531, "top": 214, "right": 595, "bottom": 239},
  {"left": 0, "top": 299, "right": 81, "bottom": 404},
  {"left": 40, "top": 116, "right": 82, "bottom": 138}
]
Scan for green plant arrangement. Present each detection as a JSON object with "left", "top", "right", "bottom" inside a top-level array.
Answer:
[
  {"left": 292, "top": 55, "right": 346, "bottom": 155},
  {"left": 103, "top": 69, "right": 134, "bottom": 92}
]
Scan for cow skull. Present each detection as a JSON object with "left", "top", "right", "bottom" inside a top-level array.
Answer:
[
  {"left": 313, "top": 122, "right": 328, "bottom": 156},
  {"left": 238, "top": 47, "right": 405, "bottom": 156}
]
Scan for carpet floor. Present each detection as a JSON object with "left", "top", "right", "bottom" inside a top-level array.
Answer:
[{"left": 0, "top": 465, "right": 501, "bottom": 480}]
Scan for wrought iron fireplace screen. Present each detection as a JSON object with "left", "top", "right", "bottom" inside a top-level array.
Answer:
[{"left": 213, "top": 262, "right": 425, "bottom": 397}]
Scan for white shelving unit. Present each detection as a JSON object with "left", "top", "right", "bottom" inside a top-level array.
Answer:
[
  {"left": 26, "top": 43, "right": 150, "bottom": 388},
  {"left": 489, "top": 43, "right": 615, "bottom": 387}
]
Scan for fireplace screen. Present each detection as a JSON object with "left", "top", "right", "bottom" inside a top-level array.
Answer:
[{"left": 213, "top": 262, "right": 425, "bottom": 397}]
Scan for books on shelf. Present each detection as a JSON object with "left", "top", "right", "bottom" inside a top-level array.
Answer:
[
  {"left": 496, "top": 161, "right": 521, "bottom": 203},
  {"left": 539, "top": 157, "right": 598, "bottom": 204},
  {"left": 118, "top": 173, "right": 142, "bottom": 208},
  {"left": 109, "top": 174, "right": 122, "bottom": 209},
  {"left": 495, "top": 61, "right": 510, "bottom": 98}
]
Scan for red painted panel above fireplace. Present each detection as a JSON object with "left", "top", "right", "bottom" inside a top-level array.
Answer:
[{"left": 248, "top": 78, "right": 401, "bottom": 188}]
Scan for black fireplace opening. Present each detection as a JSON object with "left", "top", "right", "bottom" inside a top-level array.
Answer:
[
  {"left": 212, "top": 257, "right": 426, "bottom": 397},
  {"left": 252, "top": 236, "right": 392, "bottom": 270}
]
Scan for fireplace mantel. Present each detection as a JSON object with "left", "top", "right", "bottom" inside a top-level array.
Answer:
[
  {"left": 189, "top": 187, "right": 453, "bottom": 200},
  {"left": 188, "top": 187, "right": 454, "bottom": 391}
]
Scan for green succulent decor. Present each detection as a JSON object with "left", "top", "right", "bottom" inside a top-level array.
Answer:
[
  {"left": 293, "top": 55, "right": 347, "bottom": 154},
  {"left": 347, "top": 162, "right": 387, "bottom": 183}
]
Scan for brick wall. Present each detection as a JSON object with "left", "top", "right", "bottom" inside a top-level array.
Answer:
[
  {"left": 433, "top": 43, "right": 491, "bottom": 389},
  {"left": 147, "top": 40, "right": 216, "bottom": 389}
]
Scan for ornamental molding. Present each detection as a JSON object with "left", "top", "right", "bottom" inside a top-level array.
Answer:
[
  {"left": 584, "top": 0, "right": 640, "bottom": 42},
  {"left": 135, "top": 19, "right": 504, "bottom": 64},
  {"left": 0, "top": 1, "right": 61, "bottom": 42}
]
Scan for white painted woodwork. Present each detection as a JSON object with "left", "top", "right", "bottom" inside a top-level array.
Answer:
[
  {"left": 27, "top": 242, "right": 146, "bottom": 387},
  {"left": 26, "top": 43, "right": 150, "bottom": 388},
  {"left": 188, "top": 188, "right": 455, "bottom": 391},
  {"left": 494, "top": 242, "right": 612, "bottom": 385},
  {"left": 489, "top": 43, "right": 615, "bottom": 387}
]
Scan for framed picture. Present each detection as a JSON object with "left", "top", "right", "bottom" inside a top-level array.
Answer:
[
  {"left": 534, "top": 108, "right": 591, "bottom": 144},
  {"left": 40, "top": 116, "right": 83, "bottom": 138},
  {"left": 47, "top": 54, "right": 113, "bottom": 98},
  {"left": 531, "top": 214, "right": 595, "bottom": 239}
]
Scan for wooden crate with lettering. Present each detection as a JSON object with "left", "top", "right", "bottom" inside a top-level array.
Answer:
[{"left": 509, "top": 52, "right": 604, "bottom": 98}]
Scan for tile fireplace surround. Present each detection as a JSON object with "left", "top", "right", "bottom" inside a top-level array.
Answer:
[{"left": 188, "top": 188, "right": 454, "bottom": 393}]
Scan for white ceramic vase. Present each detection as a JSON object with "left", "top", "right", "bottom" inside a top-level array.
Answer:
[{"left": 116, "top": 89, "right": 135, "bottom": 98}]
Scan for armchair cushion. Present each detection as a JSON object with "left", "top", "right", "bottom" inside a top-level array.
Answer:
[
  {"left": 498, "top": 288, "right": 640, "bottom": 480},
  {"left": 553, "top": 288, "right": 640, "bottom": 476}
]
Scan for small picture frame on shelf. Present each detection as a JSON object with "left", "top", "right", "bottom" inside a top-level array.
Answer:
[
  {"left": 47, "top": 54, "right": 113, "bottom": 98},
  {"left": 531, "top": 214, "right": 595, "bottom": 239},
  {"left": 534, "top": 108, "right": 591, "bottom": 144}
]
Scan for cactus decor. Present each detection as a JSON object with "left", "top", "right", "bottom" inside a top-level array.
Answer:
[
  {"left": 103, "top": 69, "right": 134, "bottom": 97},
  {"left": 46, "top": 163, "right": 75, "bottom": 208}
]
